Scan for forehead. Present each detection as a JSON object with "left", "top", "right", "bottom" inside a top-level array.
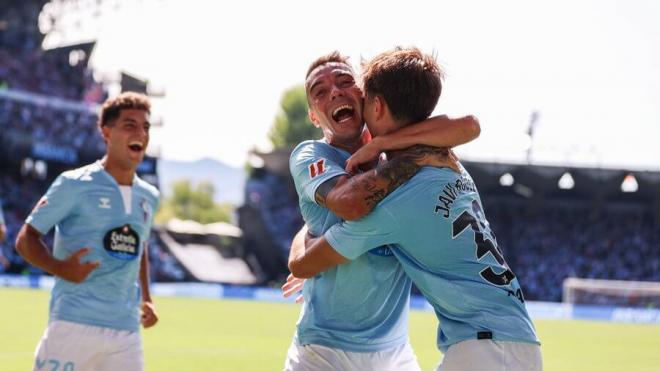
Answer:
[
  {"left": 306, "top": 63, "right": 355, "bottom": 89},
  {"left": 117, "top": 108, "right": 150, "bottom": 123}
]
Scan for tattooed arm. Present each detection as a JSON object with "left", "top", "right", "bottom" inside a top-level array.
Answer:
[{"left": 317, "top": 145, "right": 455, "bottom": 221}]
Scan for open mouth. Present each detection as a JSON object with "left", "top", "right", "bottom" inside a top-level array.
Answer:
[
  {"left": 128, "top": 141, "right": 144, "bottom": 153},
  {"left": 331, "top": 104, "right": 355, "bottom": 124}
]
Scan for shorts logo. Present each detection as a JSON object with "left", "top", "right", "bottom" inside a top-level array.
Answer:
[
  {"left": 309, "top": 159, "right": 326, "bottom": 179},
  {"left": 98, "top": 197, "right": 111, "bottom": 209},
  {"left": 103, "top": 224, "right": 140, "bottom": 260}
]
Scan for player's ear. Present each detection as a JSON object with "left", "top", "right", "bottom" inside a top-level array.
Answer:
[
  {"left": 100, "top": 123, "right": 111, "bottom": 142},
  {"left": 309, "top": 109, "right": 321, "bottom": 128},
  {"left": 374, "top": 96, "right": 386, "bottom": 121}
]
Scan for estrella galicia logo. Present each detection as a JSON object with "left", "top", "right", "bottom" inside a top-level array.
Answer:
[
  {"left": 368, "top": 245, "right": 394, "bottom": 257},
  {"left": 103, "top": 224, "right": 140, "bottom": 260}
]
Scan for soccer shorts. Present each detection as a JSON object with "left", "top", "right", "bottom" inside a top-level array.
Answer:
[
  {"left": 435, "top": 339, "right": 543, "bottom": 371},
  {"left": 33, "top": 320, "right": 143, "bottom": 371},
  {"left": 284, "top": 341, "right": 421, "bottom": 371}
]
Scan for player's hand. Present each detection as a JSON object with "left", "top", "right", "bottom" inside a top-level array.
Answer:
[
  {"left": 345, "top": 140, "right": 382, "bottom": 174},
  {"left": 0, "top": 224, "right": 6, "bottom": 243},
  {"left": 282, "top": 273, "right": 305, "bottom": 304},
  {"left": 141, "top": 301, "right": 158, "bottom": 328},
  {"left": 58, "top": 247, "right": 100, "bottom": 283}
]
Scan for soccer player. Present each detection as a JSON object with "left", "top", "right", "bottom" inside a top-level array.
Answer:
[
  {"left": 289, "top": 48, "right": 542, "bottom": 371},
  {"left": 284, "top": 51, "right": 480, "bottom": 371},
  {"left": 15, "top": 92, "right": 160, "bottom": 371}
]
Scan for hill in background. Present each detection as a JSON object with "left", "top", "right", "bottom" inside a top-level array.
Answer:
[{"left": 158, "top": 158, "right": 246, "bottom": 205}]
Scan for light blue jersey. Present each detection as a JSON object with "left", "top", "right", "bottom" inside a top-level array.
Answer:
[
  {"left": 26, "top": 161, "right": 160, "bottom": 332},
  {"left": 289, "top": 140, "right": 412, "bottom": 352},
  {"left": 326, "top": 165, "right": 540, "bottom": 353}
]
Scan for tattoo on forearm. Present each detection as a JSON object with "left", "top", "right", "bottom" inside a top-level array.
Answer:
[{"left": 354, "top": 145, "right": 444, "bottom": 208}]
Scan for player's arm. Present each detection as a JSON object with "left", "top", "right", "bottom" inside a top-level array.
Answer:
[
  {"left": 288, "top": 234, "right": 347, "bottom": 279},
  {"left": 319, "top": 144, "right": 455, "bottom": 221},
  {"left": 15, "top": 224, "right": 99, "bottom": 283},
  {"left": 139, "top": 241, "right": 158, "bottom": 328},
  {"left": 345, "top": 115, "right": 480, "bottom": 173}
]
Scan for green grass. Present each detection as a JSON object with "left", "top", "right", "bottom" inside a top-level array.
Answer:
[{"left": 1, "top": 288, "right": 659, "bottom": 370}]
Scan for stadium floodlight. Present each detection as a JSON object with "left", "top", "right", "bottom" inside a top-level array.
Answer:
[
  {"left": 499, "top": 173, "right": 514, "bottom": 187},
  {"left": 621, "top": 173, "right": 639, "bottom": 193},
  {"left": 558, "top": 172, "right": 575, "bottom": 190}
]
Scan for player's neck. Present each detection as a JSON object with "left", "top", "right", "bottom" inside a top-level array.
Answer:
[
  {"left": 100, "top": 156, "right": 136, "bottom": 186},
  {"left": 329, "top": 129, "right": 371, "bottom": 154}
]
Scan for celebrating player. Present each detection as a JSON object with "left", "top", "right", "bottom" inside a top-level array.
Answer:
[
  {"left": 16, "top": 92, "right": 160, "bottom": 371},
  {"left": 283, "top": 51, "right": 480, "bottom": 370},
  {"left": 289, "top": 47, "right": 542, "bottom": 371}
]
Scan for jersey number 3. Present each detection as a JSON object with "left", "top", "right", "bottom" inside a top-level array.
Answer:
[{"left": 451, "top": 200, "right": 516, "bottom": 287}]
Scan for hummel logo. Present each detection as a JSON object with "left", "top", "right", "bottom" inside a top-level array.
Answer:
[{"left": 99, "top": 197, "right": 111, "bottom": 209}]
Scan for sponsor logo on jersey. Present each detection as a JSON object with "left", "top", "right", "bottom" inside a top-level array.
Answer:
[
  {"left": 308, "top": 159, "right": 326, "bottom": 178},
  {"left": 103, "top": 224, "right": 140, "bottom": 260},
  {"left": 98, "top": 197, "right": 111, "bottom": 209}
]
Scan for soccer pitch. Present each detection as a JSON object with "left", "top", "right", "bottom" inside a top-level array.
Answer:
[{"left": 1, "top": 288, "right": 658, "bottom": 371}]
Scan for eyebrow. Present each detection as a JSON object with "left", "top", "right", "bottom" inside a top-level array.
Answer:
[
  {"left": 308, "top": 71, "right": 354, "bottom": 94},
  {"left": 122, "top": 118, "right": 151, "bottom": 126},
  {"left": 309, "top": 80, "right": 325, "bottom": 94}
]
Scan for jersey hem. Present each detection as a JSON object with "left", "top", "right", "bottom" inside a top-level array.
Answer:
[
  {"left": 296, "top": 333, "right": 408, "bottom": 353},
  {"left": 50, "top": 314, "right": 139, "bottom": 332}
]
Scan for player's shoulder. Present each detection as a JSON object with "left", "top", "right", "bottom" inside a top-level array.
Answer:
[
  {"left": 58, "top": 162, "right": 103, "bottom": 186},
  {"left": 134, "top": 176, "right": 160, "bottom": 203},
  {"left": 290, "top": 139, "right": 336, "bottom": 160}
]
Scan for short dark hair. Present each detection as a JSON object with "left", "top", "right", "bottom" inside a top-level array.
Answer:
[
  {"left": 99, "top": 92, "right": 151, "bottom": 127},
  {"left": 361, "top": 47, "right": 443, "bottom": 126},
  {"left": 305, "top": 51, "right": 353, "bottom": 80}
]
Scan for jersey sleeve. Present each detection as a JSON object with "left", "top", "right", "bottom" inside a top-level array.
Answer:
[
  {"left": 290, "top": 141, "right": 348, "bottom": 204},
  {"left": 25, "top": 175, "right": 77, "bottom": 235},
  {"left": 325, "top": 206, "right": 400, "bottom": 260}
]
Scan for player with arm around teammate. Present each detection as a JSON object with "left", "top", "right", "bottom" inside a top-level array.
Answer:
[
  {"left": 16, "top": 92, "right": 160, "bottom": 371},
  {"left": 283, "top": 51, "right": 480, "bottom": 371},
  {"left": 289, "top": 47, "right": 542, "bottom": 371}
]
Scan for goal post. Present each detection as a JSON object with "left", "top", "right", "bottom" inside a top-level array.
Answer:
[{"left": 563, "top": 278, "right": 660, "bottom": 308}]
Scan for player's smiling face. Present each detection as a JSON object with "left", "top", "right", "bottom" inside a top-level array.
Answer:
[
  {"left": 306, "top": 63, "right": 365, "bottom": 147},
  {"left": 102, "top": 108, "right": 150, "bottom": 169}
]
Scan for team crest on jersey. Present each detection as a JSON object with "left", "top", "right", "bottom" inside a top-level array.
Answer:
[
  {"left": 103, "top": 224, "right": 140, "bottom": 260},
  {"left": 308, "top": 159, "right": 326, "bottom": 178},
  {"left": 98, "top": 197, "right": 111, "bottom": 209}
]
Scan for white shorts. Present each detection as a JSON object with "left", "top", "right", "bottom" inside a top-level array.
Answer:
[
  {"left": 284, "top": 341, "right": 421, "bottom": 371},
  {"left": 436, "top": 340, "right": 542, "bottom": 371},
  {"left": 33, "top": 320, "right": 143, "bottom": 371}
]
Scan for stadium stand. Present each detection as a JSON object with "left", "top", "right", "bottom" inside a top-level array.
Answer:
[
  {"left": 0, "top": 0, "right": 186, "bottom": 282},
  {"left": 238, "top": 151, "right": 660, "bottom": 304}
]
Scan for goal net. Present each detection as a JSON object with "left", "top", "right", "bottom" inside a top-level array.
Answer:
[{"left": 563, "top": 278, "right": 660, "bottom": 308}]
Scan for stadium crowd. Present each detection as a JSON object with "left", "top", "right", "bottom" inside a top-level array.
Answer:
[
  {"left": 486, "top": 198, "right": 660, "bottom": 302},
  {"left": 0, "top": 97, "right": 104, "bottom": 155}
]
